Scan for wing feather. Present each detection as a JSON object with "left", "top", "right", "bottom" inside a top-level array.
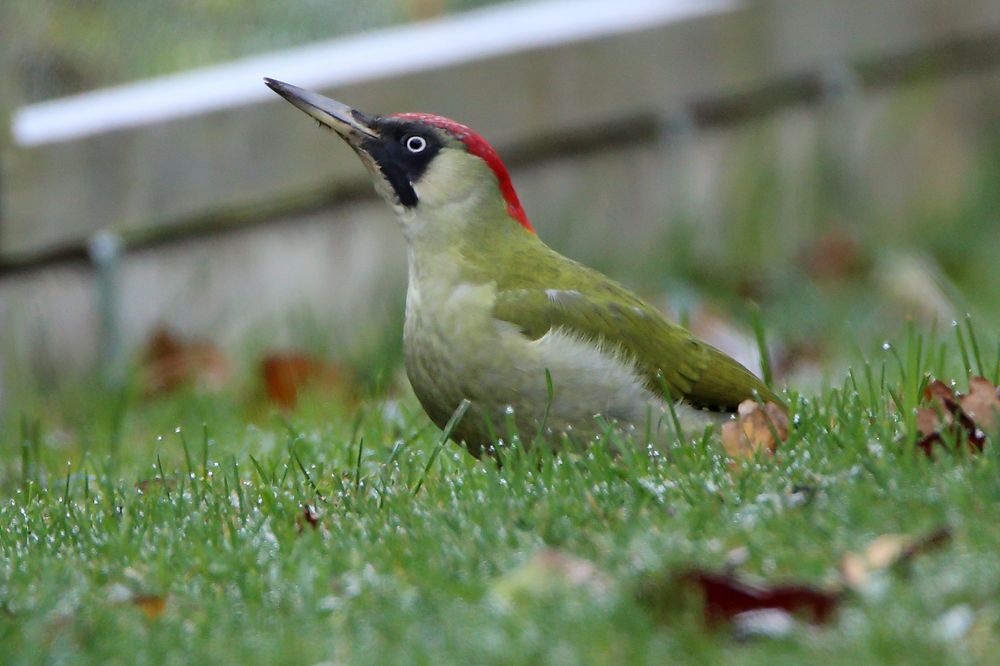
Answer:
[{"left": 492, "top": 282, "right": 775, "bottom": 410}]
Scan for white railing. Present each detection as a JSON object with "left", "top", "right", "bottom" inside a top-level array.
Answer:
[{"left": 3, "top": 0, "right": 999, "bottom": 261}]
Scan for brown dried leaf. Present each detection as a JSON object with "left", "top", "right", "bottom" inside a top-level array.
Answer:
[
  {"left": 915, "top": 407, "right": 941, "bottom": 437},
  {"left": 721, "top": 400, "right": 789, "bottom": 459},
  {"left": 132, "top": 594, "right": 167, "bottom": 620},
  {"left": 799, "top": 228, "right": 864, "bottom": 281},
  {"left": 960, "top": 376, "right": 1000, "bottom": 433},
  {"left": 140, "top": 327, "right": 229, "bottom": 397},
  {"left": 261, "top": 352, "right": 345, "bottom": 411},
  {"left": 925, "top": 379, "right": 957, "bottom": 404},
  {"left": 917, "top": 377, "right": 995, "bottom": 456},
  {"left": 108, "top": 583, "right": 167, "bottom": 620},
  {"left": 840, "top": 527, "right": 951, "bottom": 591},
  {"left": 841, "top": 534, "right": 909, "bottom": 590}
]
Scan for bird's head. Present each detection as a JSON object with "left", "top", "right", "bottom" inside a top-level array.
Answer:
[{"left": 264, "top": 78, "right": 533, "bottom": 241}]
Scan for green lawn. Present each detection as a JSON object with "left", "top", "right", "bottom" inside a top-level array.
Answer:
[
  {"left": 2, "top": 323, "right": 999, "bottom": 664},
  {"left": 5, "top": 24, "right": 1000, "bottom": 661}
]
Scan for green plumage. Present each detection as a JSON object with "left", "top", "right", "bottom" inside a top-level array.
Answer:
[
  {"left": 461, "top": 230, "right": 778, "bottom": 410},
  {"left": 263, "top": 78, "right": 780, "bottom": 453}
]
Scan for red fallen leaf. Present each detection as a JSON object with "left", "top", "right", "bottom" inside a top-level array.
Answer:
[
  {"left": 140, "top": 327, "right": 229, "bottom": 397},
  {"left": 721, "top": 401, "right": 789, "bottom": 459},
  {"left": 261, "top": 352, "right": 345, "bottom": 410},
  {"left": 916, "top": 378, "right": 995, "bottom": 456},
  {"left": 678, "top": 570, "right": 839, "bottom": 627}
]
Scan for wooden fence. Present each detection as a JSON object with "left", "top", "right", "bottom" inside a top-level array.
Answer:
[{"left": 2, "top": 0, "right": 1000, "bottom": 384}]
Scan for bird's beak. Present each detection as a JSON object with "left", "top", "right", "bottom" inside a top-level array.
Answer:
[{"left": 264, "top": 78, "right": 378, "bottom": 142}]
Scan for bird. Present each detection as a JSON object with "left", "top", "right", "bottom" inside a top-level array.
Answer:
[{"left": 264, "top": 78, "right": 778, "bottom": 458}]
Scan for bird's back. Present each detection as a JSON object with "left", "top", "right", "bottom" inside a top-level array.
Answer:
[{"left": 465, "top": 238, "right": 776, "bottom": 411}]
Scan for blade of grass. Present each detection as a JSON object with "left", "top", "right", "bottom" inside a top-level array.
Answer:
[
  {"left": 291, "top": 449, "right": 321, "bottom": 499},
  {"left": 533, "top": 368, "right": 555, "bottom": 447},
  {"left": 201, "top": 423, "right": 210, "bottom": 480},
  {"left": 156, "top": 453, "right": 171, "bottom": 501},
  {"left": 248, "top": 454, "right": 269, "bottom": 485},
  {"left": 231, "top": 456, "right": 244, "bottom": 520},
  {"left": 412, "top": 399, "right": 470, "bottom": 496},
  {"left": 354, "top": 437, "right": 365, "bottom": 492},
  {"left": 62, "top": 461, "right": 72, "bottom": 507},
  {"left": 965, "top": 313, "right": 985, "bottom": 378},
  {"left": 749, "top": 302, "right": 774, "bottom": 389},
  {"left": 993, "top": 339, "right": 1000, "bottom": 385},
  {"left": 954, "top": 321, "right": 972, "bottom": 376}
]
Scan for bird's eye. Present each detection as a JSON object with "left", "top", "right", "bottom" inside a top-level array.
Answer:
[{"left": 404, "top": 135, "right": 428, "bottom": 153}]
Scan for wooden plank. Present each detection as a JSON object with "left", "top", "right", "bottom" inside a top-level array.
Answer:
[{"left": 3, "top": 0, "right": 1000, "bottom": 259}]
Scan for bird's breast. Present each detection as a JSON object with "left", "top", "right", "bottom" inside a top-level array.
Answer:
[{"left": 402, "top": 276, "right": 671, "bottom": 449}]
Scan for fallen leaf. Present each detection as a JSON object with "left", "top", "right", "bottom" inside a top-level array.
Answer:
[
  {"left": 915, "top": 406, "right": 941, "bottom": 437},
  {"left": 140, "top": 327, "right": 229, "bottom": 397},
  {"left": 915, "top": 378, "right": 996, "bottom": 456},
  {"left": 638, "top": 527, "right": 950, "bottom": 632},
  {"left": 261, "top": 352, "right": 345, "bottom": 410},
  {"left": 799, "top": 228, "right": 864, "bottom": 281},
  {"left": 960, "top": 377, "right": 1000, "bottom": 433},
  {"left": 675, "top": 570, "right": 838, "bottom": 627},
  {"left": 840, "top": 527, "right": 951, "bottom": 591},
  {"left": 132, "top": 594, "right": 167, "bottom": 620},
  {"left": 107, "top": 582, "right": 167, "bottom": 620},
  {"left": 721, "top": 401, "right": 789, "bottom": 459}
]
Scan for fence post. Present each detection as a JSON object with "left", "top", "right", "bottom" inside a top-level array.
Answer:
[{"left": 88, "top": 230, "right": 125, "bottom": 386}]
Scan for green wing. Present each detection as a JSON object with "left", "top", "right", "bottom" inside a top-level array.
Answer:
[{"left": 491, "top": 270, "right": 776, "bottom": 410}]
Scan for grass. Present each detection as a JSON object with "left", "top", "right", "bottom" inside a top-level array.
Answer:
[
  {"left": 4, "top": 21, "right": 1000, "bottom": 662},
  {"left": 2, "top": 324, "right": 1000, "bottom": 664}
]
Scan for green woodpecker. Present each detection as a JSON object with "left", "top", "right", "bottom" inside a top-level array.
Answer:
[{"left": 265, "top": 79, "right": 777, "bottom": 457}]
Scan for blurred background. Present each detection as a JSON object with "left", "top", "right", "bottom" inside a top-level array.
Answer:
[{"left": 2, "top": 0, "right": 1000, "bottom": 418}]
